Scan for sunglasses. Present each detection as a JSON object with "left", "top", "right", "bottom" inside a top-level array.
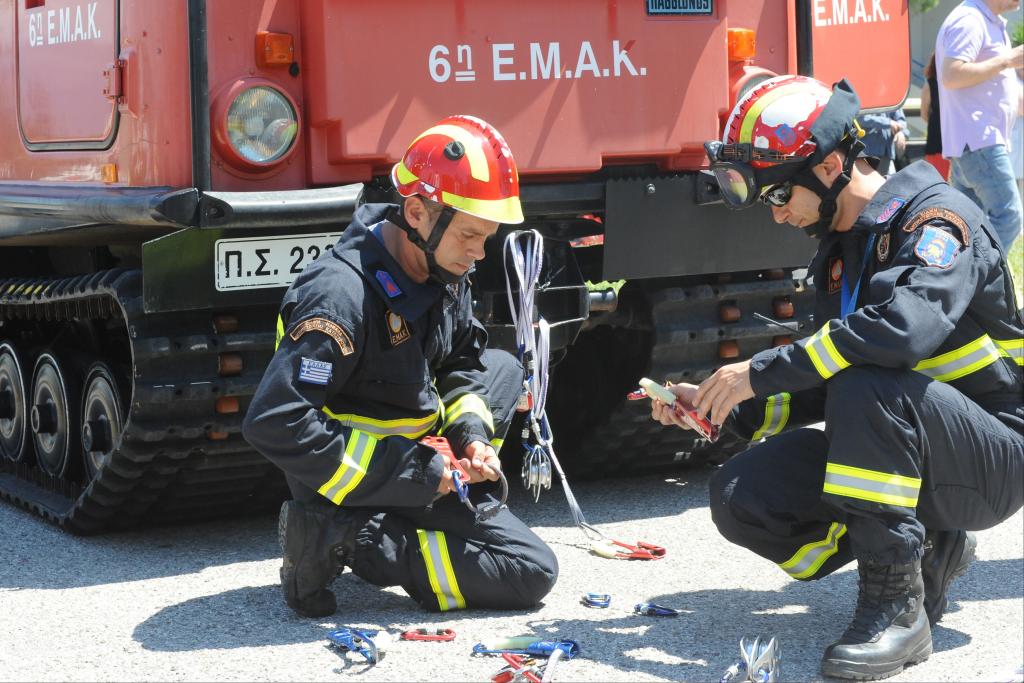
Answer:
[{"left": 760, "top": 181, "right": 794, "bottom": 207}]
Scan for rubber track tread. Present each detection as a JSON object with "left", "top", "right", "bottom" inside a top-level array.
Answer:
[
  {"left": 0, "top": 270, "right": 287, "bottom": 533},
  {"left": 559, "top": 276, "right": 815, "bottom": 476}
]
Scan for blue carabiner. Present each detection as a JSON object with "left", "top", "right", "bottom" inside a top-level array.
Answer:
[
  {"left": 326, "top": 628, "right": 381, "bottom": 664},
  {"left": 581, "top": 592, "right": 611, "bottom": 608},
  {"left": 635, "top": 602, "right": 681, "bottom": 617}
]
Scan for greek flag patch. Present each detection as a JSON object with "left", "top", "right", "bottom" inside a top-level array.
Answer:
[{"left": 298, "top": 357, "right": 332, "bottom": 385}]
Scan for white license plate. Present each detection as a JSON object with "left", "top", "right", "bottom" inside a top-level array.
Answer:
[{"left": 215, "top": 232, "right": 342, "bottom": 291}]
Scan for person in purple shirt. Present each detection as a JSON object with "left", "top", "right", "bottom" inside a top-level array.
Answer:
[{"left": 936, "top": 0, "right": 1024, "bottom": 251}]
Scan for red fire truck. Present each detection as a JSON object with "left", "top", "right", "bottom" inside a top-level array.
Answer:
[{"left": 0, "top": 0, "right": 910, "bottom": 531}]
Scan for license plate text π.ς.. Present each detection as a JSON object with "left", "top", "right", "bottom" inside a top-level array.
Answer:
[{"left": 214, "top": 233, "right": 342, "bottom": 291}]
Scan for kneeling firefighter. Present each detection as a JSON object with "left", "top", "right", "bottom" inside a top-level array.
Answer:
[
  {"left": 244, "top": 115, "right": 558, "bottom": 617},
  {"left": 651, "top": 75, "right": 1023, "bottom": 680}
]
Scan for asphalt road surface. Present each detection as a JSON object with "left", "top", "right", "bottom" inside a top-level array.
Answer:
[{"left": 1, "top": 468, "right": 1021, "bottom": 682}]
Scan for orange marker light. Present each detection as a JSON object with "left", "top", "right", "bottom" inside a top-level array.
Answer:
[
  {"left": 728, "top": 28, "right": 756, "bottom": 62},
  {"left": 101, "top": 163, "right": 118, "bottom": 184},
  {"left": 256, "top": 31, "right": 294, "bottom": 67}
]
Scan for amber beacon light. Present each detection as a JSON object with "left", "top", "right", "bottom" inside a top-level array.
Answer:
[{"left": 728, "top": 28, "right": 756, "bottom": 62}]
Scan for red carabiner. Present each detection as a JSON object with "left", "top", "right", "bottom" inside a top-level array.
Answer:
[
  {"left": 613, "top": 539, "right": 666, "bottom": 560},
  {"left": 491, "top": 654, "right": 542, "bottom": 683},
  {"left": 399, "top": 627, "right": 456, "bottom": 642}
]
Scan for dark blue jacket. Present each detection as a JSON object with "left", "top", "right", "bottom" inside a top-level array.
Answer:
[
  {"left": 243, "top": 204, "right": 496, "bottom": 508},
  {"left": 732, "top": 161, "right": 1024, "bottom": 440}
]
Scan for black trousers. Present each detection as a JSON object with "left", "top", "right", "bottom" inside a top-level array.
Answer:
[
  {"left": 710, "top": 366, "right": 1023, "bottom": 577},
  {"left": 287, "top": 349, "right": 558, "bottom": 611}
]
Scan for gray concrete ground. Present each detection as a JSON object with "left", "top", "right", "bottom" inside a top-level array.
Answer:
[{"left": 0, "top": 469, "right": 1021, "bottom": 682}]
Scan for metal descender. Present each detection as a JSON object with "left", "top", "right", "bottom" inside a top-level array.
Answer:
[{"left": 720, "top": 636, "right": 780, "bottom": 683}]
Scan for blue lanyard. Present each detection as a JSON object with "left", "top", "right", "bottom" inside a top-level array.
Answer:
[{"left": 840, "top": 233, "right": 876, "bottom": 319}]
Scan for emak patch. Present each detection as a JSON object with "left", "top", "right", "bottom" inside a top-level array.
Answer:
[
  {"left": 289, "top": 317, "right": 355, "bottom": 356},
  {"left": 875, "top": 197, "right": 906, "bottom": 224},
  {"left": 375, "top": 269, "right": 403, "bottom": 298},
  {"left": 298, "top": 357, "right": 332, "bottom": 385},
  {"left": 914, "top": 226, "right": 961, "bottom": 269},
  {"left": 385, "top": 310, "right": 410, "bottom": 346},
  {"left": 828, "top": 257, "right": 844, "bottom": 294}
]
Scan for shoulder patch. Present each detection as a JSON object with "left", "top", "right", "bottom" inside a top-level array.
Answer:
[
  {"left": 298, "top": 357, "right": 332, "bottom": 385},
  {"left": 289, "top": 317, "right": 355, "bottom": 356},
  {"left": 876, "top": 197, "right": 906, "bottom": 224},
  {"left": 902, "top": 207, "right": 970, "bottom": 247},
  {"left": 914, "top": 226, "right": 962, "bottom": 269},
  {"left": 827, "top": 257, "right": 843, "bottom": 294},
  {"left": 375, "top": 269, "right": 403, "bottom": 298},
  {"left": 876, "top": 232, "right": 891, "bottom": 263},
  {"left": 385, "top": 310, "right": 410, "bottom": 346}
]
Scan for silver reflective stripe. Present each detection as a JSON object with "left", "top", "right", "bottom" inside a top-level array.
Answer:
[
  {"left": 995, "top": 338, "right": 1023, "bottom": 365},
  {"left": 914, "top": 335, "right": 1000, "bottom": 383},
  {"left": 823, "top": 468, "right": 920, "bottom": 508},
  {"left": 320, "top": 430, "right": 374, "bottom": 503},
  {"left": 752, "top": 393, "right": 790, "bottom": 440},
  {"left": 804, "top": 322, "right": 850, "bottom": 379},
  {"left": 779, "top": 522, "right": 847, "bottom": 579},
  {"left": 417, "top": 529, "right": 465, "bottom": 611}
]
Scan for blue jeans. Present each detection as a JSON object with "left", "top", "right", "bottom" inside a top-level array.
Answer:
[{"left": 950, "top": 144, "right": 1023, "bottom": 252}]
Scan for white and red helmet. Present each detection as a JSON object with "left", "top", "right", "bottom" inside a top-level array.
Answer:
[
  {"left": 392, "top": 114, "right": 524, "bottom": 225},
  {"left": 705, "top": 76, "right": 862, "bottom": 210}
]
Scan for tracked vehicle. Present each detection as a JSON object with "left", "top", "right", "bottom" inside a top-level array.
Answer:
[{"left": 0, "top": 0, "right": 910, "bottom": 531}]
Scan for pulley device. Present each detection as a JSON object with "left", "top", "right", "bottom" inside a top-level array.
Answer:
[
  {"left": 503, "top": 230, "right": 666, "bottom": 561},
  {"left": 421, "top": 435, "right": 508, "bottom": 521},
  {"left": 325, "top": 628, "right": 391, "bottom": 665}
]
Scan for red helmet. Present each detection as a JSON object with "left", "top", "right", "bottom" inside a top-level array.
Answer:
[
  {"left": 705, "top": 76, "right": 862, "bottom": 209},
  {"left": 392, "top": 114, "right": 524, "bottom": 225}
]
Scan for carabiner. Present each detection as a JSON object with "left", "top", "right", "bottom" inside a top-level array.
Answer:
[
  {"left": 634, "top": 602, "right": 682, "bottom": 617},
  {"left": 590, "top": 538, "right": 666, "bottom": 560},
  {"left": 399, "top": 627, "right": 456, "bottom": 642},
  {"left": 581, "top": 592, "right": 611, "bottom": 608}
]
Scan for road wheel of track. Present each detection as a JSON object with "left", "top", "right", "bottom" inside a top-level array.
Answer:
[
  {"left": 81, "top": 362, "right": 126, "bottom": 482},
  {"left": 0, "top": 342, "right": 30, "bottom": 463},
  {"left": 29, "top": 352, "right": 81, "bottom": 479}
]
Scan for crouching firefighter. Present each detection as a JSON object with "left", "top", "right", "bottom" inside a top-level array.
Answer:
[
  {"left": 652, "top": 76, "right": 1023, "bottom": 680},
  {"left": 243, "top": 115, "right": 558, "bottom": 618}
]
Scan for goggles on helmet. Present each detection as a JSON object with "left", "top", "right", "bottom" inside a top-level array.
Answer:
[
  {"left": 704, "top": 140, "right": 810, "bottom": 209},
  {"left": 760, "top": 181, "right": 794, "bottom": 208}
]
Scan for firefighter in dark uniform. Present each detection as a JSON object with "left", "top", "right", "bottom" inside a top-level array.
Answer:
[
  {"left": 653, "top": 76, "right": 1023, "bottom": 680},
  {"left": 243, "top": 115, "right": 558, "bottom": 618}
]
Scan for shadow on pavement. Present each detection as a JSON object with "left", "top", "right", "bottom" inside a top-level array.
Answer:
[{"left": 132, "top": 556, "right": 1012, "bottom": 683}]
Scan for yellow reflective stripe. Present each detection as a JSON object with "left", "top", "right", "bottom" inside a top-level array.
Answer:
[
  {"left": 752, "top": 393, "right": 791, "bottom": 440},
  {"left": 913, "top": 334, "right": 1001, "bottom": 382},
  {"left": 322, "top": 408, "right": 439, "bottom": 439},
  {"left": 779, "top": 522, "right": 847, "bottom": 579},
  {"left": 739, "top": 81, "right": 813, "bottom": 144},
  {"left": 491, "top": 437, "right": 504, "bottom": 453},
  {"left": 440, "top": 394, "right": 494, "bottom": 433},
  {"left": 416, "top": 529, "right": 467, "bottom": 611},
  {"left": 409, "top": 123, "right": 489, "bottom": 182},
  {"left": 994, "top": 337, "right": 1023, "bottom": 366},
  {"left": 804, "top": 321, "right": 851, "bottom": 379},
  {"left": 823, "top": 462, "right": 921, "bottom": 508},
  {"left": 317, "top": 429, "right": 378, "bottom": 504},
  {"left": 275, "top": 315, "right": 286, "bottom": 351}
]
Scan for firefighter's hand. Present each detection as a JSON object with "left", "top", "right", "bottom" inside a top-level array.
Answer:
[
  {"left": 436, "top": 460, "right": 457, "bottom": 496},
  {"left": 462, "top": 441, "right": 502, "bottom": 483},
  {"left": 650, "top": 382, "right": 699, "bottom": 430},
  {"left": 695, "top": 360, "right": 754, "bottom": 425}
]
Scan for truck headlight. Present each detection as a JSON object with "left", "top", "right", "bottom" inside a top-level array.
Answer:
[
  {"left": 212, "top": 80, "right": 301, "bottom": 173},
  {"left": 226, "top": 86, "right": 297, "bottom": 163}
]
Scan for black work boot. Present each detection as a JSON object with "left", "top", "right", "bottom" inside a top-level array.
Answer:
[
  {"left": 278, "top": 500, "right": 357, "bottom": 618},
  {"left": 922, "top": 529, "right": 976, "bottom": 626},
  {"left": 821, "top": 560, "right": 932, "bottom": 680}
]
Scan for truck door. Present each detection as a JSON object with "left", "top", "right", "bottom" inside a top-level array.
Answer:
[
  {"left": 17, "top": 0, "right": 119, "bottom": 149},
  {"left": 802, "top": 0, "right": 910, "bottom": 109}
]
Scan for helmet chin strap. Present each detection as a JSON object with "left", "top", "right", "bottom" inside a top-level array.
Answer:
[
  {"left": 386, "top": 205, "right": 464, "bottom": 286},
  {"left": 792, "top": 137, "right": 864, "bottom": 239}
]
